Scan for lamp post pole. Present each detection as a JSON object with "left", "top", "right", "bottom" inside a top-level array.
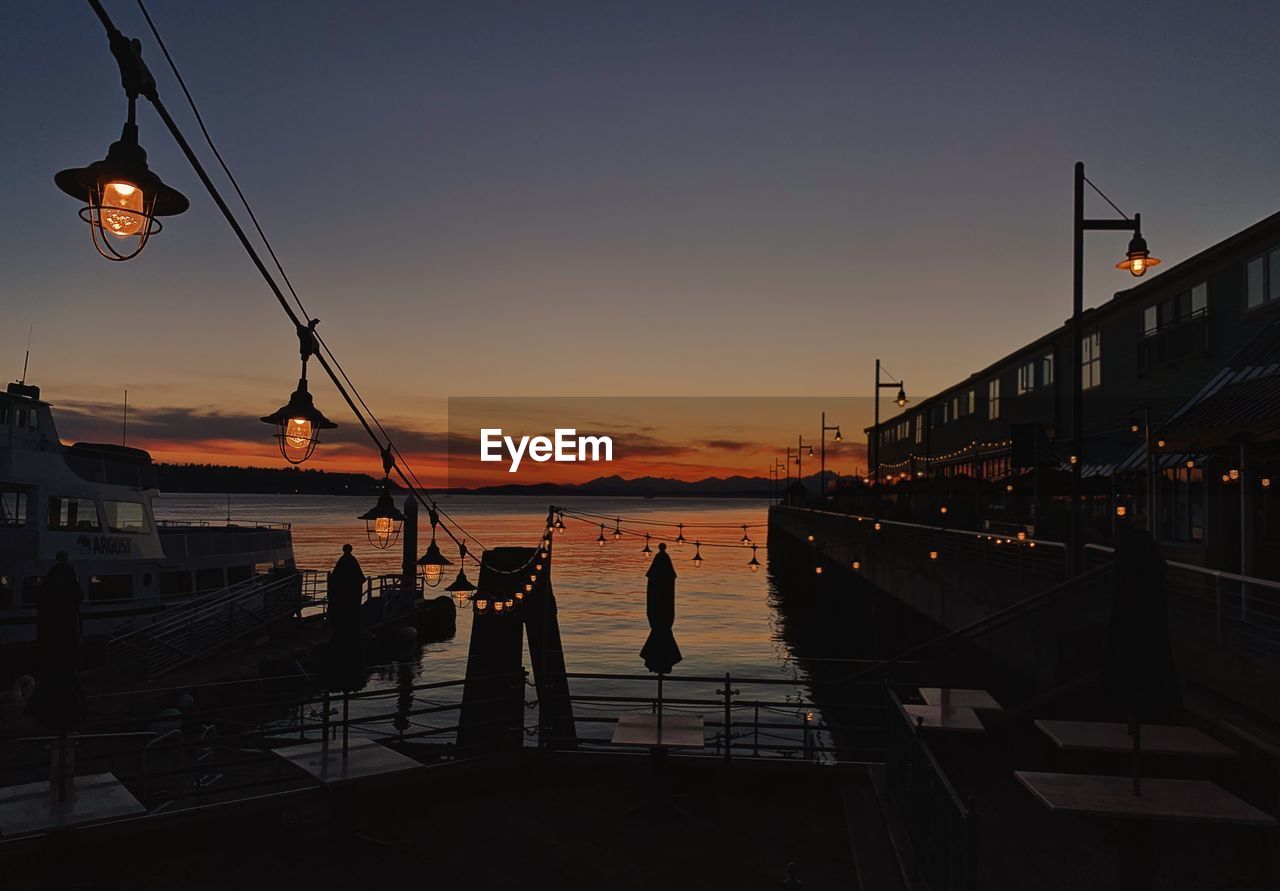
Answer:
[
  {"left": 1070, "top": 161, "right": 1156, "bottom": 576},
  {"left": 820, "top": 412, "right": 842, "bottom": 502},
  {"left": 872, "top": 359, "right": 907, "bottom": 486}
]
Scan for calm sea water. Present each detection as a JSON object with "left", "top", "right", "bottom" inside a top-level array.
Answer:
[{"left": 153, "top": 494, "right": 820, "bottom": 744}]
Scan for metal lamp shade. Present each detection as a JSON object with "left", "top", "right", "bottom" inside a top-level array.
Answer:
[{"left": 260, "top": 379, "right": 338, "bottom": 464}]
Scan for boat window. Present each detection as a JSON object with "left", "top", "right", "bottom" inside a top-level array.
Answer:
[
  {"left": 21, "top": 576, "right": 43, "bottom": 606},
  {"left": 104, "top": 500, "right": 150, "bottom": 533},
  {"left": 88, "top": 574, "right": 133, "bottom": 601},
  {"left": 160, "top": 570, "right": 192, "bottom": 597},
  {"left": 195, "top": 567, "right": 225, "bottom": 593},
  {"left": 0, "top": 575, "right": 11, "bottom": 610},
  {"left": 0, "top": 490, "right": 27, "bottom": 527},
  {"left": 48, "top": 496, "right": 101, "bottom": 532}
]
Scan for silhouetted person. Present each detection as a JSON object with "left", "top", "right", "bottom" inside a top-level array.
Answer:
[
  {"left": 1101, "top": 526, "right": 1181, "bottom": 723},
  {"left": 640, "top": 543, "right": 682, "bottom": 674},
  {"left": 25, "top": 551, "right": 86, "bottom": 734},
  {"left": 327, "top": 544, "right": 365, "bottom": 648}
]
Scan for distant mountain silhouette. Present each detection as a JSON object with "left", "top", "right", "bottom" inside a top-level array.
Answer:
[{"left": 154, "top": 462, "right": 842, "bottom": 499}]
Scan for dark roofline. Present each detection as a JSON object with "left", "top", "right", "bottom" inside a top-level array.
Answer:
[{"left": 866, "top": 208, "right": 1280, "bottom": 435}]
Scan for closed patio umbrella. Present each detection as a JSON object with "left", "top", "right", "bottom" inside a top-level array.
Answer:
[{"left": 640, "top": 543, "right": 682, "bottom": 675}]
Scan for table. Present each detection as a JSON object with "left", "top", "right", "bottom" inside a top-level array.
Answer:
[
  {"left": 274, "top": 734, "right": 422, "bottom": 784},
  {"left": 919, "top": 687, "right": 1002, "bottom": 710},
  {"left": 1015, "top": 770, "right": 1273, "bottom": 825},
  {"left": 1035, "top": 721, "right": 1236, "bottom": 758},
  {"left": 903, "top": 703, "right": 986, "bottom": 733},
  {"left": 611, "top": 712, "right": 706, "bottom": 749},
  {"left": 0, "top": 772, "right": 145, "bottom": 835}
]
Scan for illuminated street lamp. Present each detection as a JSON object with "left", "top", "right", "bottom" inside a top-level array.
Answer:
[
  {"left": 261, "top": 322, "right": 337, "bottom": 464},
  {"left": 871, "top": 360, "right": 908, "bottom": 485},
  {"left": 1069, "top": 162, "right": 1159, "bottom": 575},
  {"left": 1116, "top": 225, "right": 1161, "bottom": 277},
  {"left": 55, "top": 98, "right": 189, "bottom": 261},
  {"left": 820, "top": 412, "right": 842, "bottom": 499}
]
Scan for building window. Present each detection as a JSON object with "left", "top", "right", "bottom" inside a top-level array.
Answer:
[
  {"left": 1040, "top": 352, "right": 1054, "bottom": 387},
  {"left": 0, "top": 491, "right": 27, "bottom": 527},
  {"left": 1081, "top": 330, "right": 1102, "bottom": 390},
  {"left": 914, "top": 415, "right": 923, "bottom": 444},
  {"left": 1017, "top": 361, "right": 1035, "bottom": 395},
  {"left": 1246, "top": 249, "right": 1280, "bottom": 309},
  {"left": 104, "top": 501, "right": 149, "bottom": 533},
  {"left": 47, "top": 496, "right": 100, "bottom": 532},
  {"left": 987, "top": 379, "right": 1000, "bottom": 419},
  {"left": 950, "top": 390, "right": 974, "bottom": 420}
]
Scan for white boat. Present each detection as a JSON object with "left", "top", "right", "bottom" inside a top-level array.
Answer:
[{"left": 0, "top": 381, "right": 294, "bottom": 645}]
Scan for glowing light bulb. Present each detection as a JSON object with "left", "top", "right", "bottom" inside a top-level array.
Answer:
[
  {"left": 814, "top": 565, "right": 824, "bottom": 575},
  {"left": 101, "top": 181, "right": 145, "bottom": 237},
  {"left": 284, "top": 417, "right": 313, "bottom": 456},
  {"left": 370, "top": 515, "right": 391, "bottom": 547},
  {"left": 1129, "top": 255, "right": 1147, "bottom": 276},
  {"left": 423, "top": 563, "right": 442, "bottom": 586},
  {"left": 1116, "top": 505, "right": 1127, "bottom": 517},
  {"left": 929, "top": 550, "right": 938, "bottom": 561},
  {"left": 852, "top": 561, "right": 861, "bottom": 571}
]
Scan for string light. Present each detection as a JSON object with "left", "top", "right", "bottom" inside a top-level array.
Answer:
[
  {"left": 676, "top": 524, "right": 686, "bottom": 547},
  {"left": 748, "top": 544, "right": 760, "bottom": 573},
  {"left": 261, "top": 321, "right": 337, "bottom": 465},
  {"left": 597, "top": 524, "right": 607, "bottom": 547},
  {"left": 851, "top": 560, "right": 861, "bottom": 571},
  {"left": 692, "top": 542, "right": 703, "bottom": 568},
  {"left": 929, "top": 550, "right": 938, "bottom": 561},
  {"left": 416, "top": 511, "right": 452, "bottom": 587},
  {"left": 741, "top": 525, "right": 751, "bottom": 545},
  {"left": 642, "top": 534, "right": 653, "bottom": 556},
  {"left": 613, "top": 517, "right": 623, "bottom": 540}
]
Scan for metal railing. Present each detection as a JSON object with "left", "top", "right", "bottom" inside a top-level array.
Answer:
[
  {"left": 886, "top": 687, "right": 978, "bottom": 891},
  {"left": 1084, "top": 544, "right": 1280, "bottom": 658},
  {"left": 105, "top": 571, "right": 310, "bottom": 678}
]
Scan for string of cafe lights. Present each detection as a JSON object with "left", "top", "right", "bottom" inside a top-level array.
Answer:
[
  {"left": 55, "top": 2, "right": 779, "bottom": 616},
  {"left": 103, "top": 0, "right": 526, "bottom": 575},
  {"left": 556, "top": 508, "right": 768, "bottom": 572}
]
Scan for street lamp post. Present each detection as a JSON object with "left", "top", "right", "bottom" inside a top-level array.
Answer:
[
  {"left": 872, "top": 359, "right": 908, "bottom": 486},
  {"left": 1070, "top": 161, "right": 1159, "bottom": 575},
  {"left": 820, "top": 412, "right": 842, "bottom": 501}
]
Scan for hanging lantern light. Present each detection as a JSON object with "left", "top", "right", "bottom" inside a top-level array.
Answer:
[
  {"left": 358, "top": 482, "right": 405, "bottom": 550},
  {"left": 939, "top": 506, "right": 948, "bottom": 515},
  {"left": 473, "top": 587, "right": 491, "bottom": 614},
  {"left": 491, "top": 596, "right": 505, "bottom": 615},
  {"left": 741, "top": 525, "right": 751, "bottom": 545},
  {"left": 806, "top": 444, "right": 814, "bottom": 458},
  {"left": 613, "top": 518, "right": 623, "bottom": 540},
  {"left": 444, "top": 545, "right": 476, "bottom": 608},
  {"left": 1116, "top": 222, "right": 1160, "bottom": 277},
  {"left": 691, "top": 541, "right": 703, "bottom": 568},
  {"left": 676, "top": 524, "right": 686, "bottom": 547},
  {"left": 1186, "top": 458, "right": 1196, "bottom": 469},
  {"left": 596, "top": 524, "right": 607, "bottom": 546},
  {"left": 416, "top": 509, "right": 453, "bottom": 587},
  {"left": 748, "top": 544, "right": 760, "bottom": 573},
  {"left": 895, "top": 386, "right": 908, "bottom": 407},
  {"left": 261, "top": 321, "right": 337, "bottom": 464},
  {"left": 504, "top": 592, "right": 516, "bottom": 611},
  {"left": 806, "top": 533, "right": 815, "bottom": 543},
  {"left": 929, "top": 550, "right": 939, "bottom": 561},
  {"left": 1262, "top": 477, "right": 1272, "bottom": 489},
  {"left": 642, "top": 534, "right": 653, "bottom": 556},
  {"left": 1116, "top": 505, "right": 1128, "bottom": 517},
  {"left": 814, "top": 565, "right": 824, "bottom": 575},
  {"left": 555, "top": 512, "right": 566, "bottom": 533},
  {"left": 1128, "top": 415, "right": 1141, "bottom": 434},
  {"left": 833, "top": 428, "right": 843, "bottom": 443},
  {"left": 55, "top": 100, "right": 190, "bottom": 262},
  {"left": 873, "top": 522, "right": 882, "bottom": 531},
  {"left": 1229, "top": 468, "right": 1241, "bottom": 481},
  {"left": 851, "top": 560, "right": 861, "bottom": 571}
]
